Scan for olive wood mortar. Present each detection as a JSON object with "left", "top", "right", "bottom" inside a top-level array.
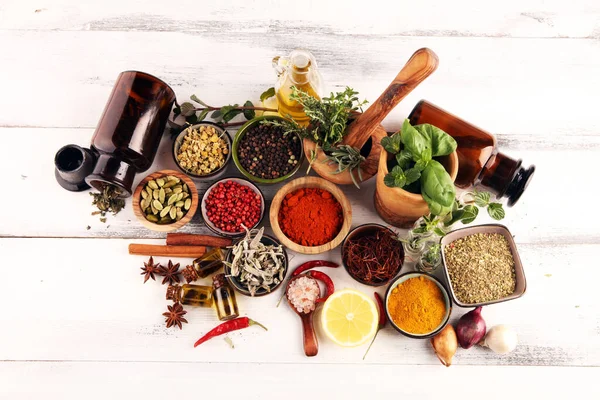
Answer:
[
  {"left": 132, "top": 169, "right": 199, "bottom": 232},
  {"left": 304, "top": 47, "right": 439, "bottom": 185},
  {"left": 269, "top": 176, "right": 352, "bottom": 255}
]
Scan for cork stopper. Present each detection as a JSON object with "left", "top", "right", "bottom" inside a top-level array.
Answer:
[
  {"left": 212, "top": 273, "right": 228, "bottom": 290},
  {"left": 166, "top": 284, "right": 182, "bottom": 302},
  {"left": 182, "top": 265, "right": 199, "bottom": 283}
]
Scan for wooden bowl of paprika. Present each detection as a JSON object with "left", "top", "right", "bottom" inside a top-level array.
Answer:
[{"left": 269, "top": 176, "right": 352, "bottom": 255}]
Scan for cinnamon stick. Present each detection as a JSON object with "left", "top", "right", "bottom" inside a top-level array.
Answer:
[
  {"left": 166, "top": 233, "right": 232, "bottom": 248},
  {"left": 128, "top": 244, "right": 206, "bottom": 258}
]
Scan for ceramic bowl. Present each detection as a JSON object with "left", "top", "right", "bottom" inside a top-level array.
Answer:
[
  {"left": 200, "top": 177, "right": 265, "bottom": 238},
  {"left": 269, "top": 176, "right": 352, "bottom": 255},
  {"left": 132, "top": 169, "right": 198, "bottom": 232},
  {"left": 224, "top": 234, "right": 288, "bottom": 297},
  {"left": 232, "top": 115, "right": 304, "bottom": 184},
  {"left": 172, "top": 122, "right": 232, "bottom": 179},
  {"left": 440, "top": 224, "right": 527, "bottom": 307},
  {"left": 385, "top": 272, "right": 452, "bottom": 339},
  {"left": 341, "top": 223, "right": 405, "bottom": 286}
]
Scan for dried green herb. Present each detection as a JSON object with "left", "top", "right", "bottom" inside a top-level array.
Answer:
[
  {"left": 444, "top": 233, "right": 516, "bottom": 304},
  {"left": 90, "top": 184, "right": 125, "bottom": 220}
]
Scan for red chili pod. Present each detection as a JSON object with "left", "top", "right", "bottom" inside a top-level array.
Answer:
[
  {"left": 292, "top": 260, "right": 339, "bottom": 277},
  {"left": 306, "top": 270, "right": 335, "bottom": 303}
]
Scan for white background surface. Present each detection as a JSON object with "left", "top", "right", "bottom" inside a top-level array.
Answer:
[{"left": 1, "top": 1, "right": 599, "bottom": 398}]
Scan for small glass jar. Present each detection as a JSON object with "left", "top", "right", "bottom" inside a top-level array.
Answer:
[
  {"left": 182, "top": 247, "right": 225, "bottom": 283},
  {"left": 416, "top": 241, "right": 442, "bottom": 274},
  {"left": 402, "top": 231, "right": 427, "bottom": 262},
  {"left": 166, "top": 284, "right": 213, "bottom": 307},
  {"left": 212, "top": 273, "right": 239, "bottom": 321}
]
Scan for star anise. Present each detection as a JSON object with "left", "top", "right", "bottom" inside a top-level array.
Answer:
[
  {"left": 163, "top": 302, "right": 188, "bottom": 329},
  {"left": 158, "top": 260, "right": 181, "bottom": 285},
  {"left": 140, "top": 256, "right": 161, "bottom": 283}
]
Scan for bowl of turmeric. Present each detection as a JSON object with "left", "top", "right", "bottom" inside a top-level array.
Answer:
[
  {"left": 269, "top": 176, "right": 352, "bottom": 255},
  {"left": 385, "top": 272, "right": 451, "bottom": 339}
]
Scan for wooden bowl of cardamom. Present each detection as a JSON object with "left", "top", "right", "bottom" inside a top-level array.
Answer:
[{"left": 132, "top": 169, "right": 199, "bottom": 232}]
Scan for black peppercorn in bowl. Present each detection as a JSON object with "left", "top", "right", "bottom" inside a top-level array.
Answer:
[
  {"left": 232, "top": 115, "right": 304, "bottom": 184},
  {"left": 172, "top": 122, "right": 232, "bottom": 179}
]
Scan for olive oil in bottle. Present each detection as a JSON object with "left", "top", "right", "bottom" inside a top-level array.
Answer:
[
  {"left": 212, "top": 273, "right": 239, "bottom": 321},
  {"left": 273, "top": 50, "right": 323, "bottom": 125},
  {"left": 166, "top": 284, "right": 213, "bottom": 307}
]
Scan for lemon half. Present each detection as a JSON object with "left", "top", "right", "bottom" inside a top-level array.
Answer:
[{"left": 321, "top": 289, "right": 379, "bottom": 347}]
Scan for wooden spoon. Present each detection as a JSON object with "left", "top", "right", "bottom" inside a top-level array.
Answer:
[
  {"left": 305, "top": 48, "right": 439, "bottom": 186},
  {"left": 286, "top": 275, "right": 319, "bottom": 357}
]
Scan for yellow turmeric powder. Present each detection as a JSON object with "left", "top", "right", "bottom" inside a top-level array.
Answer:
[{"left": 388, "top": 276, "right": 446, "bottom": 334}]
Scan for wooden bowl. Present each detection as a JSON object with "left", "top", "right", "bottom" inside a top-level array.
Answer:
[
  {"left": 132, "top": 169, "right": 199, "bottom": 232},
  {"left": 269, "top": 176, "right": 352, "bottom": 254}
]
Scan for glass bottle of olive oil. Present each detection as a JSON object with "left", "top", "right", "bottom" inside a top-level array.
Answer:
[
  {"left": 166, "top": 284, "right": 213, "bottom": 307},
  {"left": 212, "top": 273, "right": 239, "bottom": 321},
  {"left": 273, "top": 49, "right": 323, "bottom": 125}
]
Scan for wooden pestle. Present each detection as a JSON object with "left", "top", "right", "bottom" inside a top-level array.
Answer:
[{"left": 343, "top": 48, "right": 439, "bottom": 149}]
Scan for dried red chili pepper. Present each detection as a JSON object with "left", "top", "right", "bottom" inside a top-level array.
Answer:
[
  {"left": 363, "top": 292, "right": 386, "bottom": 360},
  {"left": 193, "top": 317, "right": 267, "bottom": 348},
  {"left": 292, "top": 260, "right": 339, "bottom": 277},
  {"left": 306, "top": 270, "right": 335, "bottom": 303}
]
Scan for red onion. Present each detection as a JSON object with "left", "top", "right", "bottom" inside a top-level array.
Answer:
[{"left": 456, "top": 306, "right": 486, "bottom": 349}]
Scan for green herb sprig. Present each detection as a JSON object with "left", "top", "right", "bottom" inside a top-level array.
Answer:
[{"left": 169, "top": 88, "right": 277, "bottom": 136}]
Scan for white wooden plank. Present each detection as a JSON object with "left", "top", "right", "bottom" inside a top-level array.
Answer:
[
  {"left": 1, "top": 31, "right": 600, "bottom": 140},
  {"left": 0, "top": 362, "right": 598, "bottom": 399},
  {"left": 1, "top": 127, "right": 598, "bottom": 243},
  {"left": 0, "top": 238, "right": 597, "bottom": 366},
  {"left": 2, "top": 0, "right": 599, "bottom": 39}
]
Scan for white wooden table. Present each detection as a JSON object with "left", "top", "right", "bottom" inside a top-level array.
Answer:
[{"left": 1, "top": 1, "right": 599, "bottom": 398}]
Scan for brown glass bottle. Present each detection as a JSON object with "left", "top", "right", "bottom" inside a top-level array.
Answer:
[
  {"left": 166, "top": 284, "right": 213, "bottom": 307},
  {"left": 212, "top": 274, "right": 239, "bottom": 321},
  {"left": 86, "top": 71, "right": 176, "bottom": 197},
  {"left": 408, "top": 100, "right": 535, "bottom": 206},
  {"left": 182, "top": 248, "right": 225, "bottom": 283}
]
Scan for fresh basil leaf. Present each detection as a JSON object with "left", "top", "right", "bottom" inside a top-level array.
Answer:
[
  {"left": 260, "top": 87, "right": 275, "bottom": 101},
  {"left": 179, "top": 102, "right": 196, "bottom": 117},
  {"left": 243, "top": 100, "right": 255, "bottom": 120},
  {"left": 401, "top": 119, "right": 432, "bottom": 162},
  {"left": 473, "top": 190, "right": 491, "bottom": 207},
  {"left": 381, "top": 133, "right": 402, "bottom": 154},
  {"left": 461, "top": 204, "right": 479, "bottom": 224},
  {"left": 415, "top": 124, "right": 457, "bottom": 157},
  {"left": 421, "top": 160, "right": 456, "bottom": 207},
  {"left": 404, "top": 167, "right": 421, "bottom": 185},
  {"left": 412, "top": 225, "right": 428, "bottom": 234},
  {"left": 487, "top": 203, "right": 505, "bottom": 220},
  {"left": 396, "top": 150, "right": 413, "bottom": 169},
  {"left": 190, "top": 94, "right": 209, "bottom": 107},
  {"left": 434, "top": 227, "right": 447, "bottom": 236},
  {"left": 422, "top": 191, "right": 453, "bottom": 216},
  {"left": 414, "top": 159, "right": 429, "bottom": 172}
]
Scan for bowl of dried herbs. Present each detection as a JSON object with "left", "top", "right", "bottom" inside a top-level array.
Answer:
[
  {"left": 223, "top": 227, "right": 288, "bottom": 297},
  {"left": 440, "top": 224, "right": 527, "bottom": 307}
]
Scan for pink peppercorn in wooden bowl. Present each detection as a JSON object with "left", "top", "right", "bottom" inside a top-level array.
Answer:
[{"left": 200, "top": 177, "right": 265, "bottom": 238}]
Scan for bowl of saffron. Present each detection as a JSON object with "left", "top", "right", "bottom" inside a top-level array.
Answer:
[
  {"left": 269, "top": 176, "right": 352, "bottom": 255},
  {"left": 341, "top": 223, "right": 405, "bottom": 286}
]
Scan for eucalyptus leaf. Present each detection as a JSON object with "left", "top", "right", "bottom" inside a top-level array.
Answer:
[
  {"left": 179, "top": 102, "right": 196, "bottom": 117},
  {"left": 243, "top": 100, "right": 255, "bottom": 120},
  {"left": 190, "top": 94, "right": 209, "bottom": 107},
  {"left": 197, "top": 109, "right": 209, "bottom": 122},
  {"left": 211, "top": 110, "right": 222, "bottom": 119},
  {"left": 260, "top": 87, "right": 276, "bottom": 101}
]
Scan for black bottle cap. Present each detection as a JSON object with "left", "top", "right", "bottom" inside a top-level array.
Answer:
[
  {"left": 505, "top": 164, "right": 535, "bottom": 207},
  {"left": 85, "top": 154, "right": 136, "bottom": 198},
  {"left": 54, "top": 144, "right": 96, "bottom": 192}
]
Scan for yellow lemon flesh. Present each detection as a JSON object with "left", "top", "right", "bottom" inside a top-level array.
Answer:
[{"left": 321, "top": 289, "right": 379, "bottom": 347}]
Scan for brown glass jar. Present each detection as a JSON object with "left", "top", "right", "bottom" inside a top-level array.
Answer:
[
  {"left": 212, "top": 273, "right": 239, "bottom": 321},
  {"left": 85, "top": 71, "right": 176, "bottom": 197},
  {"left": 408, "top": 100, "right": 534, "bottom": 206}
]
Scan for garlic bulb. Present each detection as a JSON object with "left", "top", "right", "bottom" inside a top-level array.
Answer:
[{"left": 481, "top": 325, "right": 518, "bottom": 354}]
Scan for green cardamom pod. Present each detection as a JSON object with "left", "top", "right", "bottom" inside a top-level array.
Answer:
[
  {"left": 146, "top": 214, "right": 159, "bottom": 222},
  {"left": 147, "top": 180, "right": 158, "bottom": 190},
  {"left": 184, "top": 198, "right": 191, "bottom": 210},
  {"left": 152, "top": 200, "right": 163, "bottom": 211},
  {"left": 160, "top": 205, "right": 172, "bottom": 218},
  {"left": 156, "top": 178, "right": 165, "bottom": 187},
  {"left": 169, "top": 206, "right": 177, "bottom": 220},
  {"left": 159, "top": 188, "right": 165, "bottom": 203}
]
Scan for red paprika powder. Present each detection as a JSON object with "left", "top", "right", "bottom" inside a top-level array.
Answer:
[{"left": 278, "top": 188, "right": 343, "bottom": 246}]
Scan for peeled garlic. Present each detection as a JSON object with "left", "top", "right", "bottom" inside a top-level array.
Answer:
[
  {"left": 480, "top": 325, "right": 518, "bottom": 354},
  {"left": 431, "top": 325, "right": 458, "bottom": 367}
]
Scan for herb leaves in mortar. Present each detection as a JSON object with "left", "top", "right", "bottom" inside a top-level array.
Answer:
[{"left": 382, "top": 119, "right": 457, "bottom": 215}]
